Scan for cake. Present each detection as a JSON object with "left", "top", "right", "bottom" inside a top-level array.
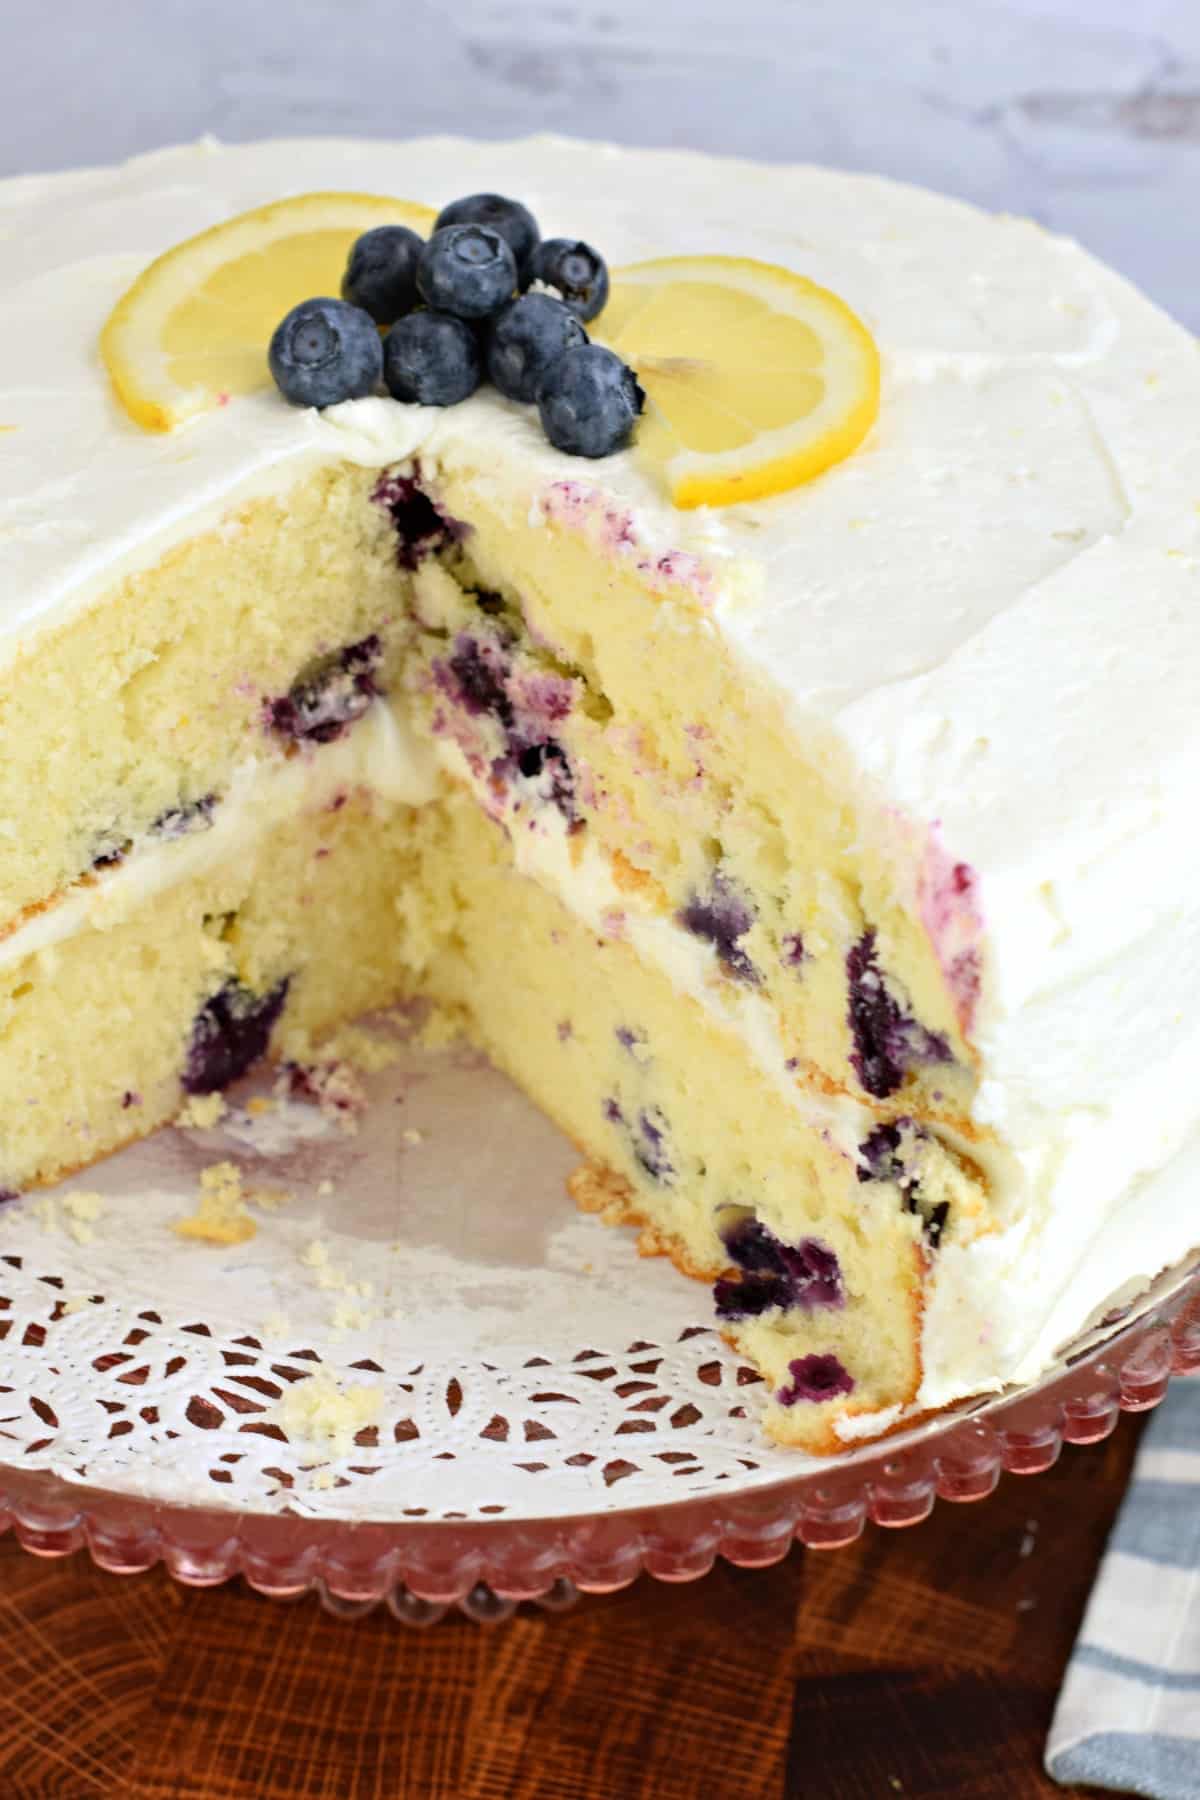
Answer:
[{"left": 3, "top": 134, "right": 1199, "bottom": 1453}]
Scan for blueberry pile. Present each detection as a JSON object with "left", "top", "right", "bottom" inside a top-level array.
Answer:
[{"left": 268, "top": 192, "right": 643, "bottom": 459}]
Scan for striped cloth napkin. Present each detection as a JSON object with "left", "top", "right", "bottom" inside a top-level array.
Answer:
[{"left": 1046, "top": 1377, "right": 1200, "bottom": 1798}]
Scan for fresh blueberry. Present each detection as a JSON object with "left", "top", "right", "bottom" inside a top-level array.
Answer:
[
  {"left": 434, "top": 193, "right": 540, "bottom": 286},
  {"left": 417, "top": 225, "right": 517, "bottom": 321},
  {"left": 384, "top": 310, "right": 482, "bottom": 406},
  {"left": 268, "top": 298, "right": 382, "bottom": 408},
  {"left": 530, "top": 238, "right": 609, "bottom": 322},
  {"left": 487, "top": 293, "right": 587, "bottom": 403},
  {"left": 537, "top": 344, "right": 643, "bottom": 458},
  {"left": 342, "top": 225, "right": 424, "bottom": 324},
  {"left": 183, "top": 979, "right": 290, "bottom": 1094}
]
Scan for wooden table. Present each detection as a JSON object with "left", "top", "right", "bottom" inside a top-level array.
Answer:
[{"left": 0, "top": 1422, "right": 1142, "bottom": 1798}]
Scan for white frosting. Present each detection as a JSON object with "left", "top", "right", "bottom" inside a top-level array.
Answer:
[{"left": 3, "top": 134, "right": 1200, "bottom": 1413}]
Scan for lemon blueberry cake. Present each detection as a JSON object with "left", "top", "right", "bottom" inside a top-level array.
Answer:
[{"left": 2, "top": 135, "right": 1199, "bottom": 1451}]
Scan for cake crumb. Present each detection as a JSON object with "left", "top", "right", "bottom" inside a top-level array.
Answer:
[
  {"left": 176, "top": 1092, "right": 226, "bottom": 1131},
  {"left": 245, "top": 1185, "right": 291, "bottom": 1213},
  {"left": 260, "top": 1311, "right": 291, "bottom": 1339},
  {"left": 245, "top": 1095, "right": 275, "bottom": 1118},
  {"left": 568, "top": 1161, "right": 634, "bottom": 1226},
  {"left": 62, "top": 1191, "right": 105, "bottom": 1246},
  {"left": 61, "top": 1294, "right": 91, "bottom": 1316},
  {"left": 34, "top": 1190, "right": 106, "bottom": 1245},
  {"left": 330, "top": 1295, "right": 375, "bottom": 1334},
  {"left": 275, "top": 1367, "right": 381, "bottom": 1453},
  {"left": 311, "top": 1467, "right": 336, "bottom": 1491},
  {"left": 402, "top": 1128, "right": 424, "bottom": 1147},
  {"left": 317, "top": 1179, "right": 335, "bottom": 1198},
  {"left": 279, "top": 1060, "right": 366, "bottom": 1133},
  {"left": 301, "top": 1239, "right": 372, "bottom": 1301},
  {"left": 174, "top": 1162, "right": 257, "bottom": 1246}
]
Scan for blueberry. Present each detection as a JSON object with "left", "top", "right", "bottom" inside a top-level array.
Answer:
[
  {"left": 487, "top": 293, "right": 587, "bottom": 403},
  {"left": 846, "top": 931, "right": 951, "bottom": 1099},
  {"left": 434, "top": 193, "right": 540, "bottom": 286},
  {"left": 342, "top": 225, "right": 424, "bottom": 324},
  {"left": 267, "top": 636, "right": 382, "bottom": 744},
  {"left": 679, "top": 871, "right": 760, "bottom": 985},
  {"left": 268, "top": 298, "right": 382, "bottom": 408},
  {"left": 776, "top": 1354, "right": 855, "bottom": 1407},
  {"left": 537, "top": 344, "right": 643, "bottom": 458},
  {"left": 634, "top": 1107, "right": 674, "bottom": 1183},
  {"left": 384, "top": 310, "right": 482, "bottom": 406},
  {"left": 183, "top": 979, "right": 290, "bottom": 1094},
  {"left": 530, "top": 238, "right": 609, "bottom": 322},
  {"left": 714, "top": 1273, "right": 792, "bottom": 1321},
  {"left": 417, "top": 225, "right": 517, "bottom": 321},
  {"left": 372, "top": 468, "right": 466, "bottom": 570},
  {"left": 717, "top": 1217, "right": 844, "bottom": 1313},
  {"left": 150, "top": 795, "right": 216, "bottom": 839},
  {"left": 438, "top": 634, "right": 514, "bottom": 726}
]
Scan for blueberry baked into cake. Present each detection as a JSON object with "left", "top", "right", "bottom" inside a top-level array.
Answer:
[{"left": 2, "top": 135, "right": 1199, "bottom": 1452}]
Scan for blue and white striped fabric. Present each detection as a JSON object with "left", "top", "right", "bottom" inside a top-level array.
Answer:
[{"left": 1047, "top": 1378, "right": 1200, "bottom": 1798}]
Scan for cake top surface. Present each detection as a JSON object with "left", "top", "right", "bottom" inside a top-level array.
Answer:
[{"left": 4, "top": 133, "right": 1200, "bottom": 909}]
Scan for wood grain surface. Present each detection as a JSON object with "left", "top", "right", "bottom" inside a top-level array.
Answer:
[{"left": 0, "top": 1421, "right": 1142, "bottom": 1799}]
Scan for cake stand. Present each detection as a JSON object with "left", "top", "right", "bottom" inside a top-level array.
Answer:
[{"left": 1, "top": 1034, "right": 1195, "bottom": 1624}]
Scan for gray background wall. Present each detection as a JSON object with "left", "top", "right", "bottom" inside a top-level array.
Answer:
[{"left": 4, "top": 0, "right": 1199, "bottom": 325}]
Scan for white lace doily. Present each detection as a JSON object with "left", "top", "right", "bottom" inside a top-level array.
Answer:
[{"left": 0, "top": 1030, "right": 795, "bottom": 1521}]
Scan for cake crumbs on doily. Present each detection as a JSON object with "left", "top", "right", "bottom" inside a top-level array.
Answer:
[
  {"left": 330, "top": 1295, "right": 376, "bottom": 1335},
  {"left": 274, "top": 1366, "right": 381, "bottom": 1454},
  {"left": 175, "top": 1092, "right": 226, "bottom": 1131},
  {"left": 61, "top": 1293, "right": 92, "bottom": 1316},
  {"left": 174, "top": 1161, "right": 256, "bottom": 1246},
  {"left": 33, "top": 1190, "right": 106, "bottom": 1246},
  {"left": 300, "top": 1239, "right": 374, "bottom": 1300}
]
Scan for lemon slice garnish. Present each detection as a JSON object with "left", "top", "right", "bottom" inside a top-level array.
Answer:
[
  {"left": 101, "top": 191, "right": 436, "bottom": 431},
  {"left": 596, "top": 255, "right": 880, "bottom": 508}
]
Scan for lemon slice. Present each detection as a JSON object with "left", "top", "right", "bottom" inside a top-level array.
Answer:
[
  {"left": 101, "top": 191, "right": 437, "bottom": 431},
  {"left": 595, "top": 255, "right": 880, "bottom": 509}
]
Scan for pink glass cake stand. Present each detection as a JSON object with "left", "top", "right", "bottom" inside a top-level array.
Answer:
[
  {"left": 0, "top": 1041, "right": 1196, "bottom": 1625},
  {"left": 0, "top": 1261, "right": 1195, "bottom": 1624}
]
